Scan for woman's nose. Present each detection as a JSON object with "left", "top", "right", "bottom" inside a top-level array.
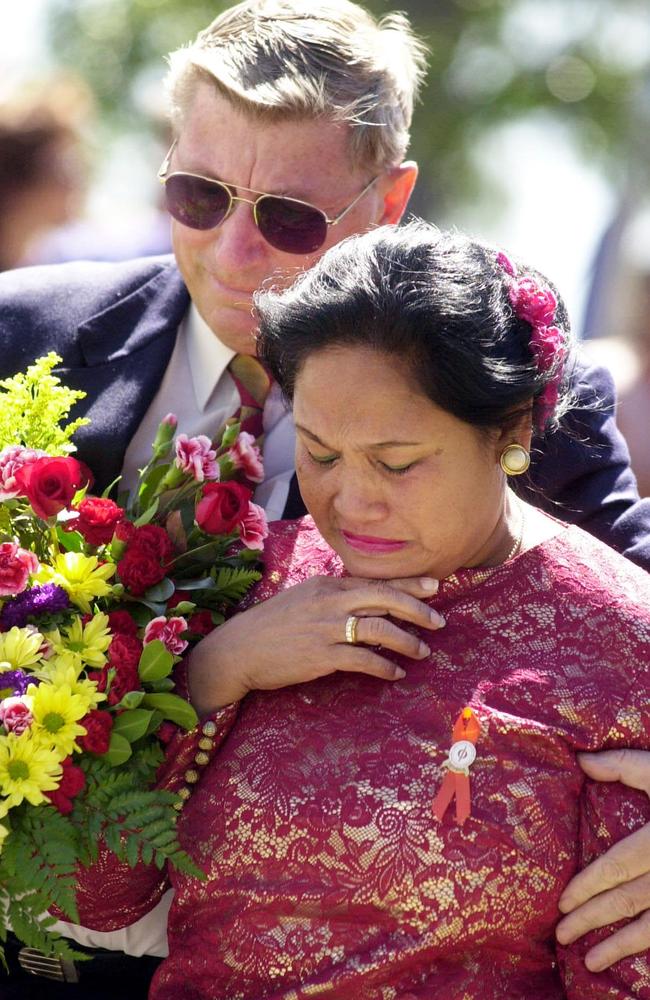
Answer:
[{"left": 331, "top": 474, "right": 388, "bottom": 524}]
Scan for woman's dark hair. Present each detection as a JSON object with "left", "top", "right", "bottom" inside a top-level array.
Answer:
[{"left": 256, "top": 220, "right": 574, "bottom": 434}]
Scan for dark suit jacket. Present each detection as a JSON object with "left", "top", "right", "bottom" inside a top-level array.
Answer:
[{"left": 1, "top": 255, "right": 649, "bottom": 570}]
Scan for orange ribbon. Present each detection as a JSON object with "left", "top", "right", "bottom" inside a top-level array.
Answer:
[{"left": 432, "top": 707, "right": 480, "bottom": 826}]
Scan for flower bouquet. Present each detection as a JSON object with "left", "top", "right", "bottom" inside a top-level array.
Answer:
[{"left": 0, "top": 354, "right": 267, "bottom": 964}]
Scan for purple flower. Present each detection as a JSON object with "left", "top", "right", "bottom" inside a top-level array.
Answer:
[
  {"left": 0, "top": 583, "right": 70, "bottom": 629},
  {"left": 0, "top": 669, "right": 34, "bottom": 696}
]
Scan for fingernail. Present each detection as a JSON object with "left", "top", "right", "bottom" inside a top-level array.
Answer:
[
  {"left": 395, "top": 667, "right": 406, "bottom": 679},
  {"left": 585, "top": 953, "right": 607, "bottom": 973},
  {"left": 418, "top": 641, "right": 430, "bottom": 657},
  {"left": 430, "top": 611, "right": 446, "bottom": 627},
  {"left": 420, "top": 578, "right": 438, "bottom": 592}
]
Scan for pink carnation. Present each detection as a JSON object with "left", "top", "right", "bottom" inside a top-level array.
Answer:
[
  {"left": 0, "top": 541, "right": 39, "bottom": 597},
  {"left": 0, "top": 446, "right": 46, "bottom": 501},
  {"left": 508, "top": 278, "right": 557, "bottom": 328},
  {"left": 174, "top": 435, "right": 219, "bottom": 482},
  {"left": 143, "top": 615, "right": 189, "bottom": 655},
  {"left": 228, "top": 431, "right": 264, "bottom": 484},
  {"left": 239, "top": 501, "right": 269, "bottom": 550},
  {"left": 0, "top": 696, "right": 33, "bottom": 735}
]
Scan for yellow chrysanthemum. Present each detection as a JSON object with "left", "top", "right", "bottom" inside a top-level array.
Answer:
[
  {"left": 28, "top": 682, "right": 89, "bottom": 757},
  {"left": 0, "top": 627, "right": 44, "bottom": 671},
  {"left": 36, "top": 552, "right": 115, "bottom": 614},
  {"left": 0, "top": 731, "right": 62, "bottom": 818},
  {"left": 46, "top": 612, "right": 111, "bottom": 671},
  {"left": 37, "top": 660, "right": 105, "bottom": 709}
]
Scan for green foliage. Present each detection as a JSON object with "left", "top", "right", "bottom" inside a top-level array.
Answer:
[
  {"left": 211, "top": 565, "right": 263, "bottom": 604},
  {"left": 0, "top": 747, "right": 204, "bottom": 959},
  {"left": 0, "top": 353, "right": 89, "bottom": 454},
  {"left": 0, "top": 805, "right": 84, "bottom": 961}
]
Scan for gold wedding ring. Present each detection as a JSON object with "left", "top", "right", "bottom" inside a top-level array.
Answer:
[{"left": 345, "top": 614, "right": 360, "bottom": 645}]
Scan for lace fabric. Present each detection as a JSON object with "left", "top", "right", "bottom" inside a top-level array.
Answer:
[{"left": 75, "top": 516, "right": 650, "bottom": 999}]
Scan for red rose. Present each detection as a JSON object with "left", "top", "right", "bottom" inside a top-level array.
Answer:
[
  {"left": 117, "top": 549, "right": 166, "bottom": 596},
  {"left": 14, "top": 456, "right": 92, "bottom": 520},
  {"left": 79, "top": 709, "right": 113, "bottom": 754},
  {"left": 66, "top": 496, "right": 124, "bottom": 546},
  {"left": 46, "top": 756, "right": 86, "bottom": 815},
  {"left": 187, "top": 610, "right": 214, "bottom": 636},
  {"left": 107, "top": 633, "right": 142, "bottom": 673},
  {"left": 195, "top": 482, "right": 251, "bottom": 535},
  {"left": 107, "top": 610, "right": 139, "bottom": 637},
  {"left": 0, "top": 541, "right": 39, "bottom": 597}
]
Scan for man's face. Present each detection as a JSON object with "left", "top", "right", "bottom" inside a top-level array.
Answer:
[{"left": 170, "top": 83, "right": 401, "bottom": 354}]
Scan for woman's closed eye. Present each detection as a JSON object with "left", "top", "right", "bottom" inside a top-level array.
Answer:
[
  {"left": 380, "top": 461, "right": 416, "bottom": 476},
  {"left": 307, "top": 451, "right": 339, "bottom": 466},
  {"left": 306, "top": 451, "right": 416, "bottom": 476}
]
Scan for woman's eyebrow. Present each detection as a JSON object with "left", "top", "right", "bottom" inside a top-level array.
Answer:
[{"left": 294, "top": 423, "right": 422, "bottom": 449}]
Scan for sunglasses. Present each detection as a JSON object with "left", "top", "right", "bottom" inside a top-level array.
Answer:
[{"left": 158, "top": 139, "right": 378, "bottom": 255}]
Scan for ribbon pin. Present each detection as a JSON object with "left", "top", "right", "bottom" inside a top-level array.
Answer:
[{"left": 432, "top": 706, "right": 481, "bottom": 826}]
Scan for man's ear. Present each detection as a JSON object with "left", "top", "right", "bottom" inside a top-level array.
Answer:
[{"left": 377, "top": 161, "right": 418, "bottom": 225}]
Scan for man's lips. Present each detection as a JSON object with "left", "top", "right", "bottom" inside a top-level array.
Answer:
[
  {"left": 341, "top": 530, "right": 408, "bottom": 554},
  {"left": 209, "top": 275, "right": 256, "bottom": 299}
]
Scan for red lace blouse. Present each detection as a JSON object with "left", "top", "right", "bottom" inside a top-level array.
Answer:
[{"left": 75, "top": 517, "right": 650, "bottom": 999}]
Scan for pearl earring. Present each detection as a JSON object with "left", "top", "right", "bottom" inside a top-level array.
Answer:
[{"left": 500, "top": 443, "right": 530, "bottom": 476}]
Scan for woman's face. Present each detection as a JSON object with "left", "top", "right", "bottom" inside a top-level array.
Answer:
[{"left": 293, "top": 345, "right": 514, "bottom": 581}]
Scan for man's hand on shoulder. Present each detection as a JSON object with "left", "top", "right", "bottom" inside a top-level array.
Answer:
[{"left": 556, "top": 749, "right": 650, "bottom": 970}]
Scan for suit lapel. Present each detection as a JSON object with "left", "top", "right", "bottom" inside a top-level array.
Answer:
[{"left": 59, "top": 263, "right": 190, "bottom": 494}]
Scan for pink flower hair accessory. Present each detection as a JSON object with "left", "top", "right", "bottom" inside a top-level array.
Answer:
[{"left": 496, "top": 251, "right": 566, "bottom": 426}]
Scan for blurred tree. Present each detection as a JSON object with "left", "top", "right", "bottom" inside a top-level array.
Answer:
[{"left": 46, "top": 0, "right": 650, "bottom": 216}]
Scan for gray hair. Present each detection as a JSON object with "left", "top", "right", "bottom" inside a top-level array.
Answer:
[{"left": 164, "top": 0, "right": 427, "bottom": 171}]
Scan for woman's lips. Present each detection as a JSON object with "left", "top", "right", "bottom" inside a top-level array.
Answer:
[{"left": 341, "top": 530, "right": 408, "bottom": 554}]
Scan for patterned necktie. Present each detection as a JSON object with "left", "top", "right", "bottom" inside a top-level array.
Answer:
[{"left": 227, "top": 354, "right": 273, "bottom": 443}]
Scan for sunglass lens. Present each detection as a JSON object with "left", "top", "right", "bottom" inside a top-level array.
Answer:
[
  {"left": 164, "top": 174, "right": 231, "bottom": 230},
  {"left": 256, "top": 196, "right": 328, "bottom": 254}
]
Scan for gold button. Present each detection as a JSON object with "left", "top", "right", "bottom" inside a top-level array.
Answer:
[
  {"left": 202, "top": 721, "right": 217, "bottom": 737},
  {"left": 194, "top": 752, "right": 210, "bottom": 766},
  {"left": 178, "top": 786, "right": 191, "bottom": 801},
  {"left": 198, "top": 738, "right": 214, "bottom": 751},
  {"left": 184, "top": 769, "right": 199, "bottom": 784},
  {"left": 173, "top": 800, "right": 184, "bottom": 811},
  {"left": 270, "top": 570, "right": 282, "bottom": 583}
]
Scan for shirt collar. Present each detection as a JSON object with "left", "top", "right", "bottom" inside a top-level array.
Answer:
[{"left": 185, "top": 302, "right": 236, "bottom": 412}]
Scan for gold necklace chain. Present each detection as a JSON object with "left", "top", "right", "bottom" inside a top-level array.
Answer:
[{"left": 503, "top": 495, "right": 525, "bottom": 563}]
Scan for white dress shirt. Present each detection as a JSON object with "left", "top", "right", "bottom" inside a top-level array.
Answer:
[
  {"left": 121, "top": 303, "right": 296, "bottom": 520},
  {"left": 51, "top": 303, "right": 296, "bottom": 956}
]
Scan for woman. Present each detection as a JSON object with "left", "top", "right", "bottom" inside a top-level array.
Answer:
[{"left": 74, "top": 223, "right": 650, "bottom": 998}]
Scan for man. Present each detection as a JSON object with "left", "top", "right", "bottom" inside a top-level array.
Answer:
[{"left": 1, "top": 1, "right": 649, "bottom": 994}]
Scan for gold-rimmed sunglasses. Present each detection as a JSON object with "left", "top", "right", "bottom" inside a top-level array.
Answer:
[{"left": 158, "top": 139, "right": 378, "bottom": 255}]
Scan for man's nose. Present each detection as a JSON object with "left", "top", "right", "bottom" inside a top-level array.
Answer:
[{"left": 211, "top": 199, "right": 268, "bottom": 269}]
